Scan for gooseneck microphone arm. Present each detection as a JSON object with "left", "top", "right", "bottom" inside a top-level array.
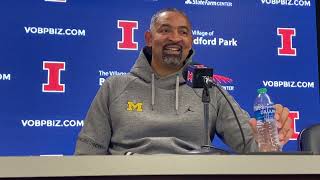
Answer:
[{"left": 204, "top": 77, "right": 246, "bottom": 154}]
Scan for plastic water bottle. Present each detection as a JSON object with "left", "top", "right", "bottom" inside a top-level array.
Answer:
[{"left": 253, "top": 88, "right": 282, "bottom": 152}]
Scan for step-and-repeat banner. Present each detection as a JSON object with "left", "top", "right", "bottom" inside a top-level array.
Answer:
[{"left": 0, "top": 0, "right": 319, "bottom": 155}]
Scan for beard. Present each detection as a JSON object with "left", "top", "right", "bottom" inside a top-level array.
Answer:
[
  {"left": 163, "top": 54, "right": 182, "bottom": 67},
  {"left": 162, "top": 49, "right": 183, "bottom": 67}
]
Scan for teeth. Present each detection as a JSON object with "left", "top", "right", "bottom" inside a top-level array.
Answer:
[
  {"left": 164, "top": 46, "right": 181, "bottom": 51},
  {"left": 167, "top": 48, "right": 179, "bottom": 51}
]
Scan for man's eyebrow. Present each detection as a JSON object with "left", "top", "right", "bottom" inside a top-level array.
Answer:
[
  {"left": 178, "top": 26, "right": 190, "bottom": 30},
  {"left": 158, "top": 24, "right": 190, "bottom": 30},
  {"left": 158, "top": 24, "right": 171, "bottom": 28}
]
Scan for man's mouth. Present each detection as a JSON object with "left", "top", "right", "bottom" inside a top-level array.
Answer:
[{"left": 163, "top": 45, "right": 182, "bottom": 55}]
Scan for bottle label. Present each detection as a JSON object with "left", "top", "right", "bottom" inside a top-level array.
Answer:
[{"left": 254, "top": 105, "right": 275, "bottom": 122}]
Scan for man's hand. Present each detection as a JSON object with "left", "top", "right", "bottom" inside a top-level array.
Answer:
[{"left": 249, "top": 104, "right": 293, "bottom": 145}]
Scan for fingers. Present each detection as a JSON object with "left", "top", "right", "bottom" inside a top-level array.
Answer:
[
  {"left": 274, "top": 104, "right": 283, "bottom": 113},
  {"left": 279, "top": 127, "right": 293, "bottom": 145},
  {"left": 274, "top": 104, "right": 283, "bottom": 121},
  {"left": 280, "top": 107, "right": 290, "bottom": 128},
  {"left": 274, "top": 104, "right": 293, "bottom": 145},
  {"left": 279, "top": 117, "right": 293, "bottom": 145},
  {"left": 274, "top": 104, "right": 289, "bottom": 129},
  {"left": 273, "top": 104, "right": 283, "bottom": 112},
  {"left": 274, "top": 104, "right": 283, "bottom": 128}
]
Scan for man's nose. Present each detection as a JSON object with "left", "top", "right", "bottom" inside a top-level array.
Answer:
[{"left": 168, "top": 31, "right": 182, "bottom": 42}]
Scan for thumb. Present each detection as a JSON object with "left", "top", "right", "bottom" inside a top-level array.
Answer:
[{"left": 249, "top": 118, "right": 257, "bottom": 134}]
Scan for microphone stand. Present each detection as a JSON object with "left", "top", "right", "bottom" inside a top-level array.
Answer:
[
  {"left": 202, "top": 82, "right": 211, "bottom": 149},
  {"left": 187, "top": 79, "right": 229, "bottom": 155}
]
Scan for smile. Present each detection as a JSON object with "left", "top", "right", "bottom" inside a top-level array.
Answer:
[{"left": 163, "top": 45, "right": 182, "bottom": 55}]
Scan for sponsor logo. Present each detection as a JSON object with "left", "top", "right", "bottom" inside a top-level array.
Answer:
[
  {"left": 44, "top": 0, "right": 66, "bottom": 3},
  {"left": 194, "top": 37, "right": 238, "bottom": 47},
  {"left": 99, "top": 70, "right": 127, "bottom": 86},
  {"left": 127, "top": 101, "right": 143, "bottom": 112},
  {"left": 192, "top": 29, "right": 238, "bottom": 47},
  {"left": 187, "top": 71, "right": 193, "bottom": 82},
  {"left": 277, "top": 28, "right": 296, "bottom": 56},
  {"left": 117, "top": 20, "right": 138, "bottom": 50},
  {"left": 213, "top": 74, "right": 234, "bottom": 91},
  {"left": 263, "top": 80, "right": 314, "bottom": 88},
  {"left": 21, "top": 119, "right": 83, "bottom": 127},
  {"left": 261, "top": 0, "right": 311, "bottom": 7},
  {"left": 289, "top": 111, "right": 300, "bottom": 140},
  {"left": 42, "top": 61, "right": 65, "bottom": 93},
  {"left": 24, "top": 27, "right": 86, "bottom": 36},
  {"left": 213, "top": 74, "right": 233, "bottom": 84},
  {"left": 185, "top": 0, "right": 233, "bottom": 7},
  {"left": 0, "top": 73, "right": 11, "bottom": 81}
]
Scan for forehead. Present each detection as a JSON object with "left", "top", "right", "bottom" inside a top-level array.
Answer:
[{"left": 154, "top": 11, "right": 191, "bottom": 29}]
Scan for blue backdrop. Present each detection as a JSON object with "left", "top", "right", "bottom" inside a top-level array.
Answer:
[{"left": 0, "top": 0, "right": 319, "bottom": 155}]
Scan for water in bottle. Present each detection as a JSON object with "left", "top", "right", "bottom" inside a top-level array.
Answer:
[{"left": 253, "top": 88, "right": 282, "bottom": 152}]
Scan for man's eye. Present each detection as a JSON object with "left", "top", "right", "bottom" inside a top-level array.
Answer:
[
  {"left": 161, "top": 29, "right": 169, "bottom": 33},
  {"left": 181, "top": 31, "right": 188, "bottom": 35}
]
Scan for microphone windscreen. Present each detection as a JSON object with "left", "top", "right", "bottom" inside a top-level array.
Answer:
[
  {"left": 183, "top": 62, "right": 213, "bottom": 88},
  {"left": 182, "top": 61, "right": 200, "bottom": 81}
]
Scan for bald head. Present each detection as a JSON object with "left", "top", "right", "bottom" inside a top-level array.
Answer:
[{"left": 149, "top": 8, "right": 192, "bottom": 31}]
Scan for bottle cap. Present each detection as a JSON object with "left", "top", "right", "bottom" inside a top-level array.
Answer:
[{"left": 257, "top": 88, "right": 267, "bottom": 94}]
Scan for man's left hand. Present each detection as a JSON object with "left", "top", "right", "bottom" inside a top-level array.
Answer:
[{"left": 249, "top": 104, "right": 293, "bottom": 145}]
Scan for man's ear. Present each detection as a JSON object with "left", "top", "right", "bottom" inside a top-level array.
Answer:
[{"left": 145, "top": 31, "right": 152, "bottom": 47}]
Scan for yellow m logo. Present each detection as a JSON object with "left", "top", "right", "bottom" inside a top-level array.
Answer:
[{"left": 127, "top": 101, "right": 143, "bottom": 112}]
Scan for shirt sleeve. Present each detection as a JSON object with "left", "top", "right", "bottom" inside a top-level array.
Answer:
[
  {"left": 74, "top": 80, "right": 112, "bottom": 155},
  {"left": 214, "top": 87, "right": 258, "bottom": 153}
]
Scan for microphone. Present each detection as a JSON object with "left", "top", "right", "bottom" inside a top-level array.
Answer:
[
  {"left": 182, "top": 62, "right": 247, "bottom": 154},
  {"left": 182, "top": 63, "right": 214, "bottom": 88},
  {"left": 203, "top": 76, "right": 217, "bottom": 87}
]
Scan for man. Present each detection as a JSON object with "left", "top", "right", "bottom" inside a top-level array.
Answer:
[{"left": 75, "top": 8, "right": 293, "bottom": 155}]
